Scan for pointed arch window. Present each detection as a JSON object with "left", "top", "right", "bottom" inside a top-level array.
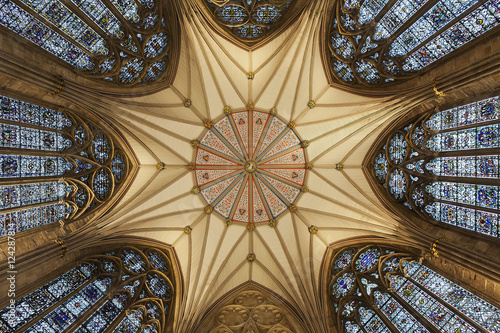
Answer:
[
  {"left": 370, "top": 95, "right": 500, "bottom": 239},
  {"left": 326, "top": 0, "right": 500, "bottom": 86},
  {"left": 202, "top": 0, "right": 305, "bottom": 46},
  {"left": 0, "top": 246, "right": 174, "bottom": 332},
  {"left": 0, "top": 94, "right": 129, "bottom": 238},
  {"left": 0, "top": 0, "right": 179, "bottom": 86},
  {"left": 329, "top": 245, "right": 500, "bottom": 332}
]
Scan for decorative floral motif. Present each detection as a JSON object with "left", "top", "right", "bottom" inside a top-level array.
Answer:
[{"left": 193, "top": 110, "right": 308, "bottom": 223}]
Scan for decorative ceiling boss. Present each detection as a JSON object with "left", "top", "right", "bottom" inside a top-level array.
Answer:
[{"left": 192, "top": 110, "right": 309, "bottom": 224}]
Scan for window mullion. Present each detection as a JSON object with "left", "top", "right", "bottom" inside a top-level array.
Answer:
[
  {"left": 22, "top": 274, "right": 98, "bottom": 331},
  {"left": 57, "top": 0, "right": 113, "bottom": 42},
  {"left": 384, "top": 0, "right": 440, "bottom": 44},
  {"left": 8, "top": 0, "right": 95, "bottom": 57},
  {"left": 385, "top": 274, "right": 442, "bottom": 333},
  {"left": 434, "top": 175, "right": 500, "bottom": 186},
  {"left": 401, "top": 0, "right": 486, "bottom": 61},
  {"left": 100, "top": 0, "right": 136, "bottom": 34},
  {"left": 432, "top": 197, "right": 500, "bottom": 215},
  {"left": 368, "top": 298, "right": 402, "bottom": 333},
  {"left": 64, "top": 280, "right": 120, "bottom": 332},
  {"left": 405, "top": 274, "right": 490, "bottom": 333}
]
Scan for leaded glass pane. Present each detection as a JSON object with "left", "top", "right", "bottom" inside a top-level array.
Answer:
[
  {"left": 373, "top": 93, "right": 500, "bottom": 239},
  {"left": 203, "top": 0, "right": 297, "bottom": 42},
  {"left": 330, "top": 246, "right": 500, "bottom": 333},
  {"left": 0, "top": 94, "right": 129, "bottom": 238},
  {"left": 0, "top": 263, "right": 96, "bottom": 331},
  {"left": 328, "top": 0, "right": 500, "bottom": 86},
  {"left": 0, "top": 0, "right": 177, "bottom": 86},
  {"left": 1, "top": 247, "right": 173, "bottom": 332},
  {"left": 404, "top": 261, "right": 500, "bottom": 332}
]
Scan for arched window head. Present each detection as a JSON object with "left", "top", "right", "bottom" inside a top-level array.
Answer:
[
  {"left": 324, "top": 0, "right": 500, "bottom": 88},
  {"left": 329, "top": 244, "right": 500, "bottom": 332},
  {"left": 0, "top": 94, "right": 131, "bottom": 238},
  {"left": 369, "top": 94, "right": 500, "bottom": 239},
  {"left": 201, "top": 0, "right": 307, "bottom": 48},
  {"left": 0, "top": 245, "right": 175, "bottom": 332},
  {"left": 0, "top": 0, "right": 179, "bottom": 87}
]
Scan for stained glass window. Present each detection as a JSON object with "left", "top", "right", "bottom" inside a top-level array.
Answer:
[
  {"left": 0, "top": 246, "right": 173, "bottom": 332},
  {"left": 329, "top": 245, "right": 500, "bottom": 332},
  {"left": 0, "top": 94, "right": 129, "bottom": 237},
  {"left": 327, "top": 0, "right": 500, "bottom": 86},
  {"left": 203, "top": 0, "right": 300, "bottom": 44},
  {"left": 372, "top": 94, "right": 500, "bottom": 238},
  {"left": 0, "top": 0, "right": 178, "bottom": 86}
]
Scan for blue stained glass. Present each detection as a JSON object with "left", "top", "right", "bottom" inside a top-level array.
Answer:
[
  {"left": 0, "top": 264, "right": 96, "bottom": 331},
  {"left": 374, "top": 0, "right": 429, "bottom": 40},
  {"left": 119, "top": 58, "right": 145, "bottom": 83},
  {"left": 92, "top": 134, "right": 111, "bottom": 163},
  {"left": 477, "top": 125, "right": 498, "bottom": 148},
  {"left": 0, "top": 181, "right": 70, "bottom": 209},
  {"left": 216, "top": 5, "right": 248, "bottom": 24},
  {"left": 355, "top": 248, "right": 380, "bottom": 272},
  {"left": 345, "top": 321, "right": 362, "bottom": 333},
  {"left": 374, "top": 153, "right": 388, "bottom": 180},
  {"left": 0, "top": 155, "right": 70, "bottom": 178},
  {"left": 147, "top": 251, "right": 169, "bottom": 273},
  {"left": 144, "top": 33, "right": 167, "bottom": 58},
  {"left": 143, "top": 13, "right": 158, "bottom": 29},
  {"left": 389, "top": 275, "right": 478, "bottom": 333},
  {"left": 109, "top": 0, "right": 139, "bottom": 23},
  {"left": 477, "top": 155, "right": 498, "bottom": 177},
  {"left": 332, "top": 272, "right": 355, "bottom": 298},
  {"left": 374, "top": 291, "right": 431, "bottom": 333},
  {"left": 92, "top": 168, "right": 111, "bottom": 200},
  {"left": 331, "top": 33, "right": 355, "bottom": 60},
  {"left": 111, "top": 153, "right": 126, "bottom": 181},
  {"left": 144, "top": 58, "right": 166, "bottom": 82},
  {"left": 388, "top": 133, "right": 406, "bottom": 163},
  {"left": 355, "top": 60, "right": 380, "bottom": 84},
  {"left": 236, "top": 24, "right": 264, "bottom": 39},
  {"left": 146, "top": 273, "right": 169, "bottom": 299},
  {"left": 390, "top": 0, "right": 477, "bottom": 57},
  {"left": 252, "top": 5, "right": 282, "bottom": 24},
  {"left": 389, "top": 168, "right": 406, "bottom": 200},
  {"left": 72, "top": 0, "right": 123, "bottom": 39},
  {"left": 358, "top": 306, "right": 391, "bottom": 333},
  {"left": 113, "top": 309, "right": 143, "bottom": 333},
  {"left": 403, "top": 262, "right": 500, "bottom": 332},
  {"left": 0, "top": 96, "right": 71, "bottom": 130},
  {"left": 404, "top": 0, "right": 500, "bottom": 71},
  {"left": 332, "top": 60, "right": 355, "bottom": 83},
  {"left": 0, "top": 124, "right": 71, "bottom": 151},
  {"left": 19, "top": 0, "right": 109, "bottom": 55},
  {"left": 358, "top": 0, "right": 390, "bottom": 25},
  {"left": 121, "top": 249, "right": 146, "bottom": 273},
  {"left": 334, "top": 250, "right": 354, "bottom": 271},
  {"left": 0, "top": 1, "right": 94, "bottom": 69},
  {"left": 120, "top": 35, "right": 138, "bottom": 53}
]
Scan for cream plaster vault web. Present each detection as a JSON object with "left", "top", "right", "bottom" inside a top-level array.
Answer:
[
  {"left": 192, "top": 110, "right": 309, "bottom": 225},
  {"left": 91, "top": 1, "right": 403, "bottom": 331}
]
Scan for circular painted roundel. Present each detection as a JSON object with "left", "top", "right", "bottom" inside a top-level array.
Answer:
[{"left": 193, "top": 110, "right": 308, "bottom": 224}]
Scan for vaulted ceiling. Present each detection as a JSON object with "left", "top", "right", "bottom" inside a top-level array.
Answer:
[{"left": 77, "top": 1, "right": 418, "bottom": 331}]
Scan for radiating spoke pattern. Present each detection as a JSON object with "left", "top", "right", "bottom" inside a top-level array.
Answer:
[{"left": 194, "top": 110, "right": 308, "bottom": 224}]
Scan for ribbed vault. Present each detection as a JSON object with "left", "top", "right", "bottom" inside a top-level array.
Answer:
[{"left": 69, "top": 1, "right": 427, "bottom": 332}]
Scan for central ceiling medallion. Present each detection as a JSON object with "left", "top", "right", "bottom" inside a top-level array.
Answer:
[{"left": 192, "top": 110, "right": 309, "bottom": 224}]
